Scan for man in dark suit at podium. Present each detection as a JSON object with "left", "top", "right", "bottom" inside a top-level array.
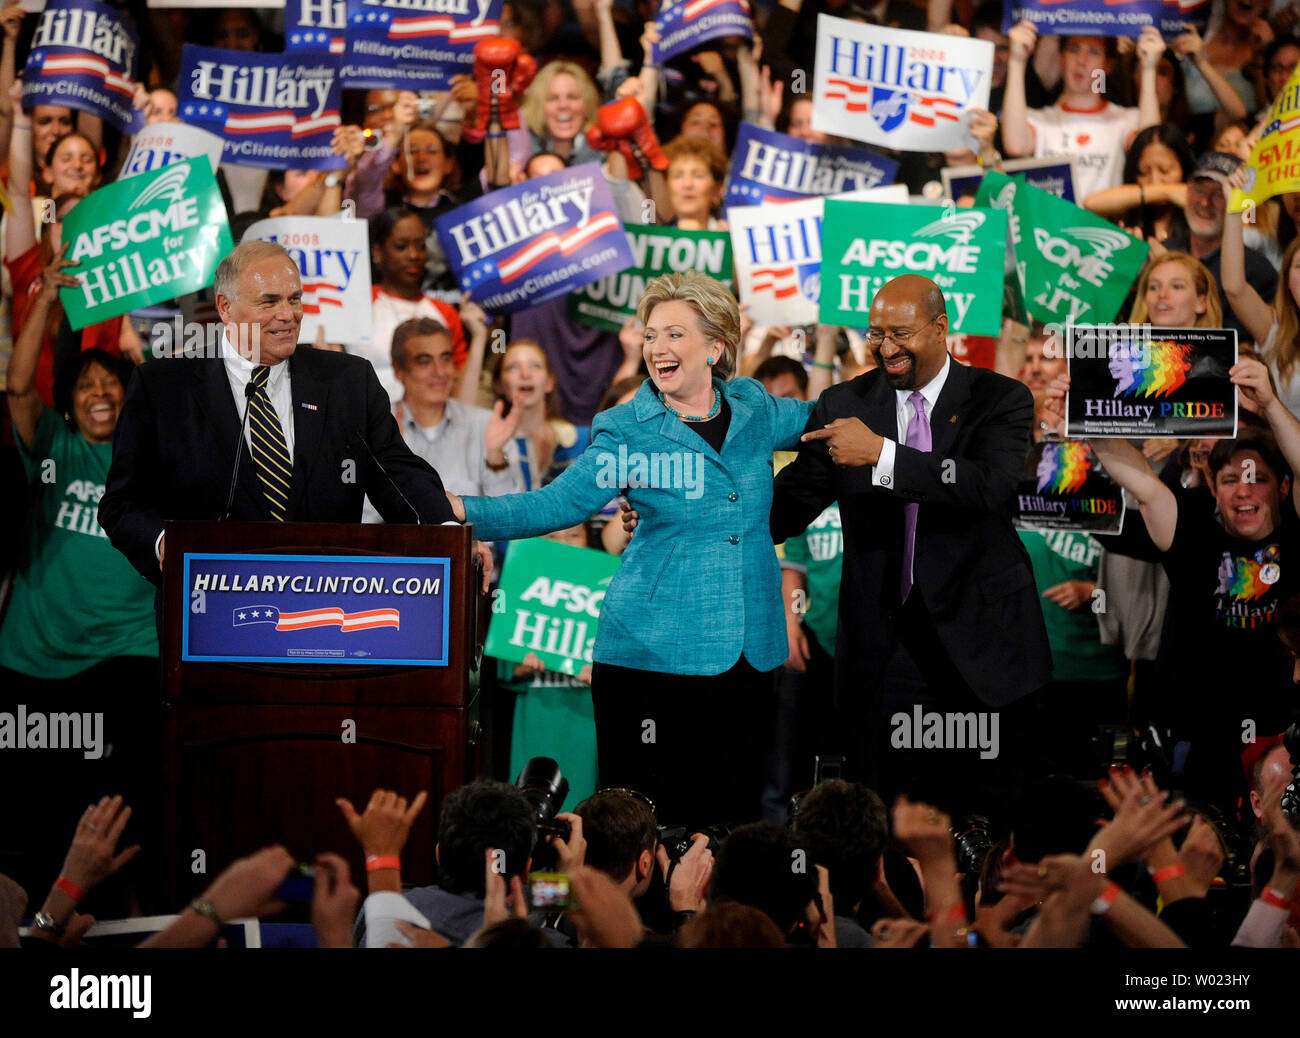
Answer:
[
  {"left": 100, "top": 239, "right": 461, "bottom": 586},
  {"left": 770, "top": 275, "right": 1051, "bottom": 823}
]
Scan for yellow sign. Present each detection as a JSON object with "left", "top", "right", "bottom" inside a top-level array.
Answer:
[{"left": 1230, "top": 64, "right": 1300, "bottom": 213}]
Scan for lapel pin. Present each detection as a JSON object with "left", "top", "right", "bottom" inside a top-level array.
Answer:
[
  {"left": 300, "top": 402, "right": 319, "bottom": 411},
  {"left": 949, "top": 414, "right": 957, "bottom": 423}
]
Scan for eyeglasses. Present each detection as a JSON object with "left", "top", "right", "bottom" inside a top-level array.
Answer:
[{"left": 865, "top": 313, "right": 943, "bottom": 348}]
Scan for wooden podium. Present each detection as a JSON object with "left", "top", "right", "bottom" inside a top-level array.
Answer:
[{"left": 159, "top": 521, "right": 483, "bottom": 906}]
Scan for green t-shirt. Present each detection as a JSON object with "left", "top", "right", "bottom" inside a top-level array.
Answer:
[
  {"left": 1018, "top": 529, "right": 1125, "bottom": 683},
  {"left": 0, "top": 409, "right": 158, "bottom": 678},
  {"left": 499, "top": 658, "right": 598, "bottom": 805},
  {"left": 781, "top": 503, "right": 843, "bottom": 657}
]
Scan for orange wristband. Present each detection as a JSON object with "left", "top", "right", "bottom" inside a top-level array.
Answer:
[
  {"left": 54, "top": 876, "right": 85, "bottom": 903},
  {"left": 1091, "top": 881, "right": 1122, "bottom": 915},
  {"left": 365, "top": 855, "right": 401, "bottom": 873},
  {"left": 1261, "top": 887, "right": 1292, "bottom": 910},
  {"left": 1148, "top": 863, "right": 1186, "bottom": 884},
  {"left": 927, "top": 902, "right": 967, "bottom": 924}
]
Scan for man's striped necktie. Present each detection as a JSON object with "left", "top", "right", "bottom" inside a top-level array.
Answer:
[{"left": 248, "top": 365, "right": 291, "bottom": 521}]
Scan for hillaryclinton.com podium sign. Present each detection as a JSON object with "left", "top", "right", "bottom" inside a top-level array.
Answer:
[{"left": 182, "top": 553, "right": 451, "bottom": 666}]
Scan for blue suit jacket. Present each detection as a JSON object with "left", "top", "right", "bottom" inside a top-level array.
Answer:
[{"left": 464, "top": 377, "right": 814, "bottom": 675}]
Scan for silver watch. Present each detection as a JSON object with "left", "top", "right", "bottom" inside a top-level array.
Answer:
[{"left": 33, "top": 910, "right": 65, "bottom": 937}]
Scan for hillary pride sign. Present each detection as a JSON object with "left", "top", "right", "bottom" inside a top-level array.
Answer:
[
  {"left": 22, "top": 0, "right": 143, "bottom": 135},
  {"left": 436, "top": 162, "right": 634, "bottom": 315},
  {"left": 342, "top": 0, "right": 502, "bottom": 91},
  {"left": 812, "top": 16, "right": 992, "bottom": 152},
  {"left": 724, "top": 123, "right": 898, "bottom": 209},
  {"left": 1065, "top": 325, "right": 1237, "bottom": 438},
  {"left": 651, "top": 0, "right": 753, "bottom": 65},
  {"left": 1014, "top": 440, "right": 1125, "bottom": 535},
  {"left": 180, "top": 45, "right": 346, "bottom": 170}
]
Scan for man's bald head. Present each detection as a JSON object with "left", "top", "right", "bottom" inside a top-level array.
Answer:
[{"left": 868, "top": 275, "right": 950, "bottom": 391}]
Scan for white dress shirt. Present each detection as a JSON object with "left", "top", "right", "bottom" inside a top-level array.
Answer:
[
  {"left": 221, "top": 331, "right": 296, "bottom": 461},
  {"left": 872, "top": 354, "right": 952, "bottom": 489}
]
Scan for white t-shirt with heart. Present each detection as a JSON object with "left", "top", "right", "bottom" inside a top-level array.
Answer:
[{"left": 1026, "top": 101, "right": 1141, "bottom": 202}]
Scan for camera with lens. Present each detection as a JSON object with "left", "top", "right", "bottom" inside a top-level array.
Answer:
[
  {"left": 515, "top": 757, "right": 570, "bottom": 871},
  {"left": 1091, "top": 722, "right": 1175, "bottom": 788},
  {"left": 657, "top": 824, "right": 732, "bottom": 861}
]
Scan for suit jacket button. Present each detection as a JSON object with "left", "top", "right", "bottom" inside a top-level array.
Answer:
[
  {"left": 728, "top": 492, "right": 738, "bottom": 502},
  {"left": 728, "top": 534, "right": 739, "bottom": 545}
]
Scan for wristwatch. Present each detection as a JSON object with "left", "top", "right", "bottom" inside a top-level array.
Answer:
[
  {"left": 33, "top": 910, "right": 65, "bottom": 937},
  {"left": 322, "top": 172, "right": 344, "bottom": 189}
]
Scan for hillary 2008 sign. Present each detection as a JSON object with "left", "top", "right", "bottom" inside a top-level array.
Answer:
[
  {"left": 724, "top": 123, "right": 898, "bottom": 209},
  {"left": 436, "top": 162, "right": 634, "bottom": 315},
  {"left": 179, "top": 44, "right": 346, "bottom": 171},
  {"left": 812, "top": 16, "right": 992, "bottom": 152},
  {"left": 342, "top": 0, "right": 501, "bottom": 91},
  {"left": 183, "top": 553, "right": 451, "bottom": 665},
  {"left": 22, "top": 0, "right": 143, "bottom": 135}
]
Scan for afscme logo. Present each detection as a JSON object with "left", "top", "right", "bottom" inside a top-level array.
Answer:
[
  {"left": 1063, "top": 225, "right": 1133, "bottom": 260},
  {"left": 914, "top": 209, "right": 986, "bottom": 245},
  {"left": 129, "top": 163, "right": 191, "bottom": 210}
]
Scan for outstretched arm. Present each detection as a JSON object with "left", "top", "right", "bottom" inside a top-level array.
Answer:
[{"left": 1237, "top": 356, "right": 1300, "bottom": 520}]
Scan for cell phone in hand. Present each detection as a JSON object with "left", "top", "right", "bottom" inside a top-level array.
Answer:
[
  {"left": 276, "top": 864, "right": 315, "bottom": 903},
  {"left": 527, "top": 872, "right": 571, "bottom": 912}
]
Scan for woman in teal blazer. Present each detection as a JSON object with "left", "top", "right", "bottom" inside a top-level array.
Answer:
[{"left": 448, "top": 273, "right": 814, "bottom": 824}]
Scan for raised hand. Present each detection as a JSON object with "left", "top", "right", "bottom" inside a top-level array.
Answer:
[
  {"left": 310, "top": 851, "right": 360, "bottom": 948},
  {"left": 335, "top": 788, "right": 428, "bottom": 859},
  {"left": 58, "top": 795, "right": 141, "bottom": 896}
]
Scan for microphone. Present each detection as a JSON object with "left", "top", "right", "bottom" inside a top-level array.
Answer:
[
  {"left": 219, "top": 380, "right": 257, "bottom": 521},
  {"left": 354, "top": 427, "right": 422, "bottom": 525}
]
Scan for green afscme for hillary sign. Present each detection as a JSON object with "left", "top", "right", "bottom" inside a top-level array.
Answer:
[
  {"left": 60, "top": 157, "right": 232, "bottom": 331},
  {"left": 974, "top": 169, "right": 1149, "bottom": 325},
  {"left": 484, "top": 538, "right": 621, "bottom": 677},
  {"left": 569, "top": 223, "right": 733, "bottom": 332},
  {"left": 819, "top": 200, "right": 1007, "bottom": 335}
]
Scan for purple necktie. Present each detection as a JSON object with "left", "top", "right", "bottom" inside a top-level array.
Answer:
[{"left": 901, "top": 391, "right": 930, "bottom": 601}]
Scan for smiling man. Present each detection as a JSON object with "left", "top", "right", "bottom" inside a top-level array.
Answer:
[
  {"left": 1046, "top": 357, "right": 1300, "bottom": 812},
  {"left": 100, "top": 240, "right": 459, "bottom": 587},
  {"left": 769, "top": 274, "right": 1049, "bottom": 825}
]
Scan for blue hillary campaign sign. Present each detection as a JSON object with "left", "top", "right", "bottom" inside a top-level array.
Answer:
[
  {"left": 286, "top": 0, "right": 348, "bottom": 55},
  {"left": 179, "top": 45, "right": 346, "bottom": 171},
  {"left": 724, "top": 123, "right": 898, "bottom": 209},
  {"left": 942, "top": 157, "right": 1078, "bottom": 204},
  {"left": 182, "top": 554, "right": 451, "bottom": 666},
  {"left": 1160, "top": 0, "right": 1211, "bottom": 38},
  {"left": 652, "top": 0, "right": 753, "bottom": 65},
  {"left": 1002, "top": 0, "right": 1164, "bottom": 37},
  {"left": 436, "top": 162, "right": 635, "bottom": 315},
  {"left": 22, "top": 0, "right": 143, "bottom": 136},
  {"left": 341, "top": 0, "right": 502, "bottom": 91}
]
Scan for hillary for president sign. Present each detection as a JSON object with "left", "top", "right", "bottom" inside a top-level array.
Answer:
[
  {"left": 728, "top": 184, "right": 907, "bottom": 326},
  {"left": 568, "top": 223, "right": 732, "bottom": 333},
  {"left": 22, "top": 0, "right": 143, "bottom": 135},
  {"left": 819, "top": 200, "right": 1006, "bottom": 335},
  {"left": 1002, "top": 0, "right": 1163, "bottom": 38},
  {"left": 286, "top": 0, "right": 347, "bottom": 55},
  {"left": 484, "top": 538, "right": 618, "bottom": 677},
  {"left": 60, "top": 158, "right": 232, "bottom": 330},
  {"left": 243, "top": 215, "right": 373, "bottom": 347},
  {"left": 342, "top": 0, "right": 502, "bottom": 91},
  {"left": 436, "top": 162, "right": 634, "bottom": 316},
  {"left": 1230, "top": 63, "right": 1300, "bottom": 214},
  {"left": 812, "top": 16, "right": 992, "bottom": 153},
  {"left": 1065, "top": 325, "right": 1237, "bottom": 438},
  {"left": 651, "top": 0, "right": 753, "bottom": 65},
  {"left": 724, "top": 123, "right": 898, "bottom": 209},
  {"left": 183, "top": 553, "right": 451, "bottom": 665},
  {"left": 180, "top": 45, "right": 346, "bottom": 170}
]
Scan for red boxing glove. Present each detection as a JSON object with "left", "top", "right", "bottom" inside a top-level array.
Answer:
[
  {"left": 586, "top": 97, "right": 667, "bottom": 179},
  {"left": 473, "top": 37, "right": 535, "bottom": 132}
]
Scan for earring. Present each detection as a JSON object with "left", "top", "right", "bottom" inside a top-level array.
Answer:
[{"left": 707, "top": 356, "right": 716, "bottom": 366}]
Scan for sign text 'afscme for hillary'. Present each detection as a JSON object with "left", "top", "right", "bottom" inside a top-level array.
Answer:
[
  {"left": 22, "top": 0, "right": 143, "bottom": 135},
  {"left": 179, "top": 44, "right": 346, "bottom": 171},
  {"left": 436, "top": 163, "right": 634, "bottom": 316},
  {"left": 60, "top": 158, "right": 232, "bottom": 331},
  {"left": 812, "top": 16, "right": 992, "bottom": 153},
  {"left": 724, "top": 123, "right": 898, "bottom": 208},
  {"left": 243, "top": 216, "right": 373, "bottom": 347}
]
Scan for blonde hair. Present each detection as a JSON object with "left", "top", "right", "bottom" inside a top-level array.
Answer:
[
  {"left": 1270, "top": 236, "right": 1300, "bottom": 384},
  {"left": 1128, "top": 252, "right": 1223, "bottom": 329},
  {"left": 636, "top": 272, "right": 740, "bottom": 380},
  {"left": 520, "top": 62, "right": 599, "bottom": 143}
]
